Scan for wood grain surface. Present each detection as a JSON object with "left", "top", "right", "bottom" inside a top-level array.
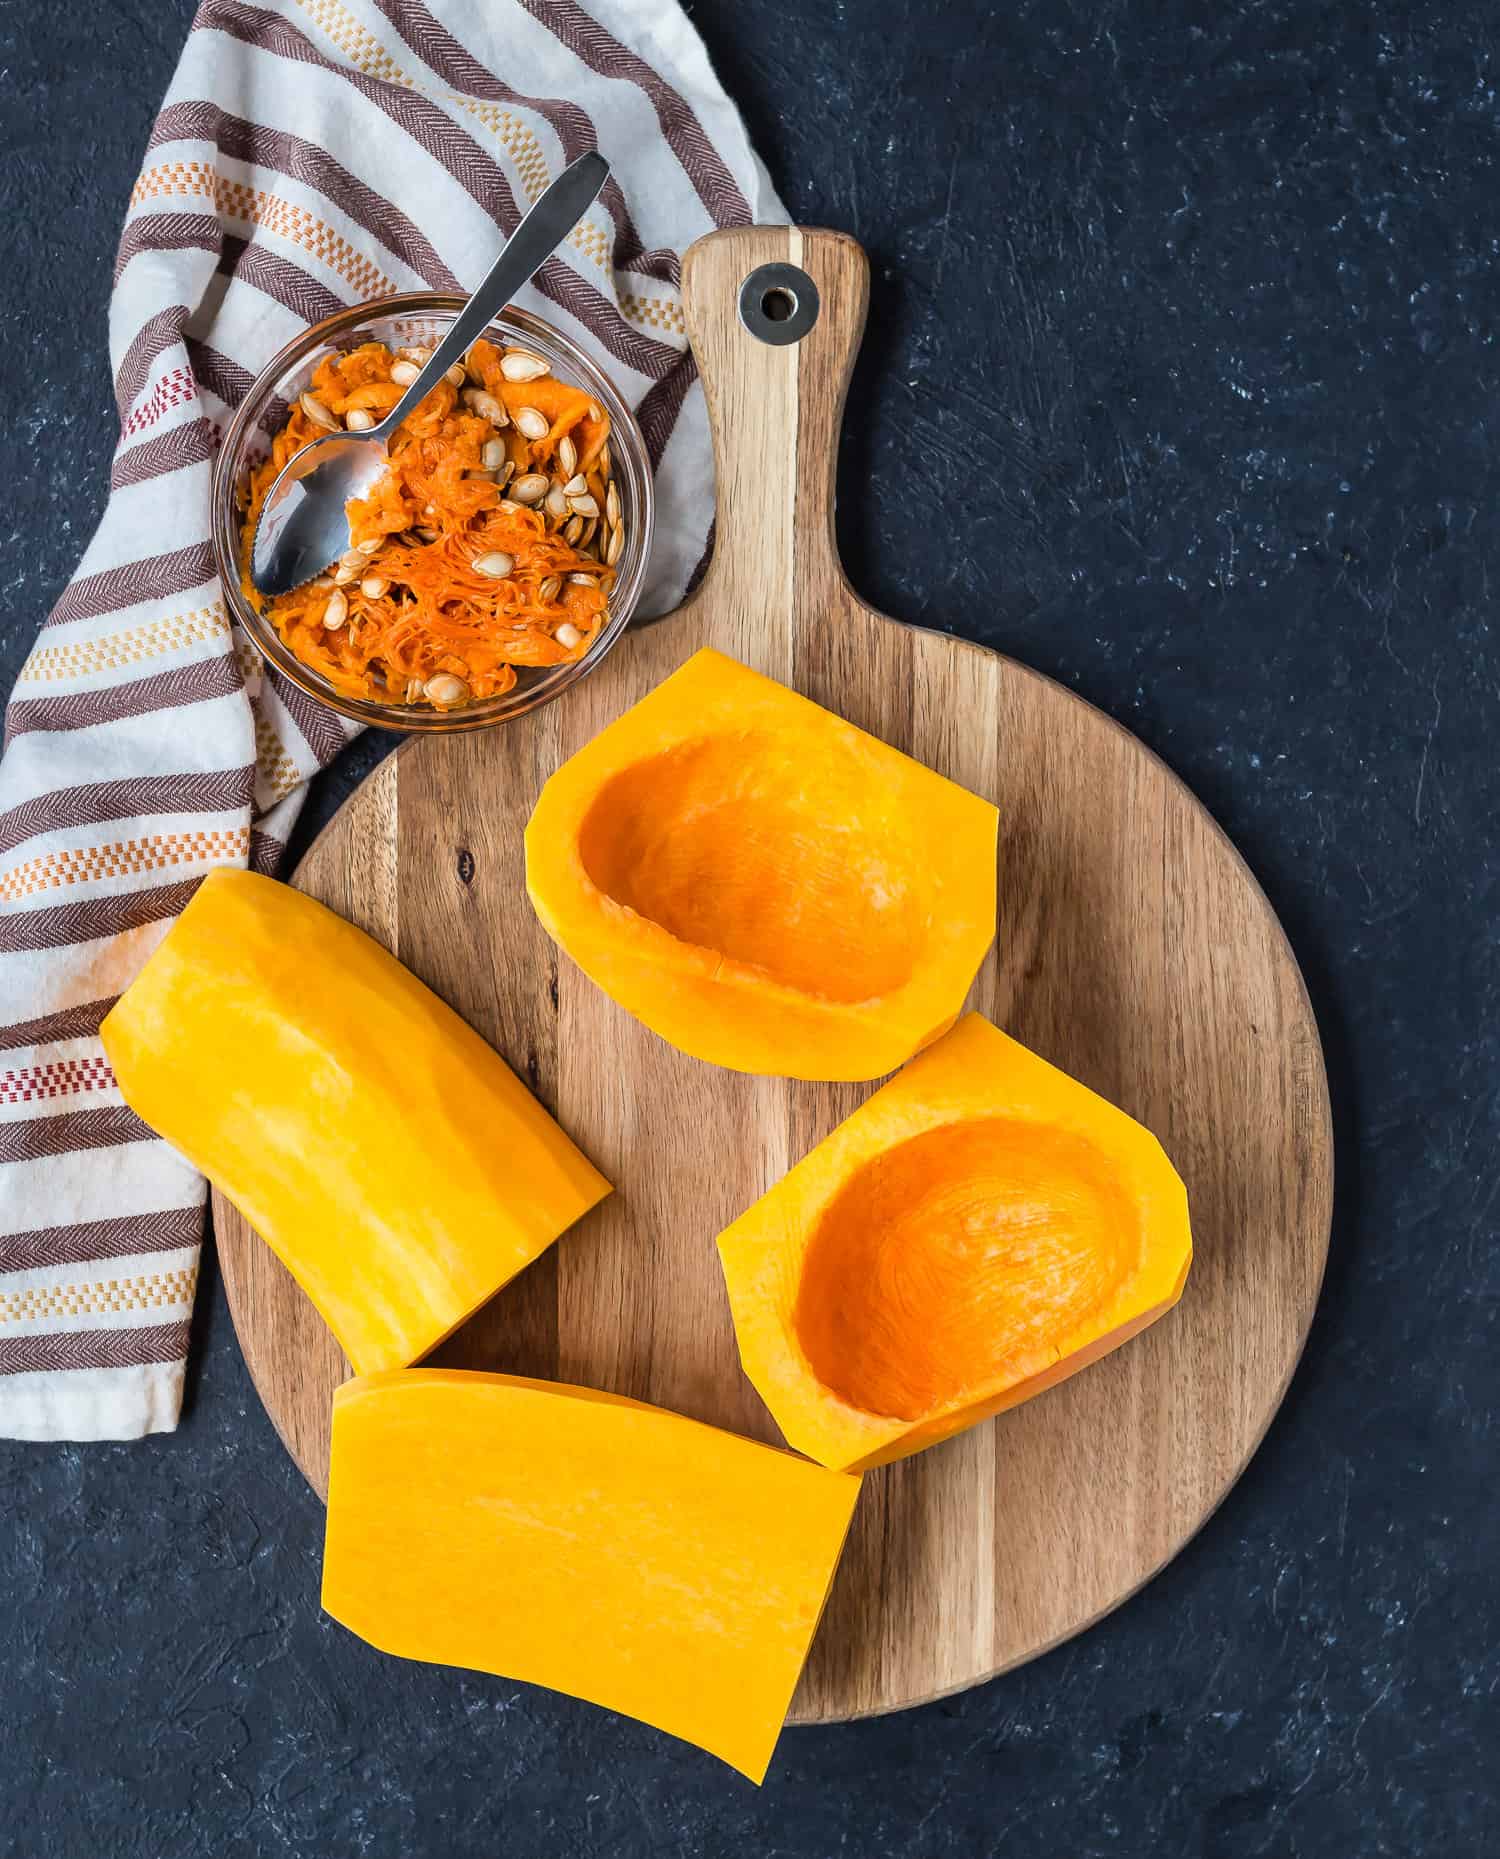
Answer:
[{"left": 216, "top": 226, "right": 1334, "bottom": 1723}]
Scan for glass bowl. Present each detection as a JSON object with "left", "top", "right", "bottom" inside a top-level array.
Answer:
[{"left": 211, "top": 295, "right": 654, "bottom": 733}]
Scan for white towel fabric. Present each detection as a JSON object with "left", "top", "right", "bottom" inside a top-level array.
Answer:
[{"left": 0, "top": 0, "right": 781, "bottom": 1440}]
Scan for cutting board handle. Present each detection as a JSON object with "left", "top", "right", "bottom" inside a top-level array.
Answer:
[{"left": 681, "top": 226, "right": 870, "bottom": 618}]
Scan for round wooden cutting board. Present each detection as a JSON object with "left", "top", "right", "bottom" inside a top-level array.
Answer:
[{"left": 216, "top": 227, "right": 1333, "bottom": 1723}]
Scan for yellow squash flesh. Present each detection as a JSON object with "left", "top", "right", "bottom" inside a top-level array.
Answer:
[
  {"left": 718, "top": 1014, "right": 1192, "bottom": 1471},
  {"left": 525, "top": 648, "right": 999, "bottom": 1080},
  {"left": 101, "top": 869, "right": 609, "bottom": 1374},
  {"left": 321, "top": 1370, "right": 861, "bottom": 1783}
]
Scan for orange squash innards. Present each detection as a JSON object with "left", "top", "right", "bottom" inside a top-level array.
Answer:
[
  {"left": 718, "top": 1014, "right": 1193, "bottom": 1471},
  {"left": 240, "top": 338, "right": 621, "bottom": 710}
]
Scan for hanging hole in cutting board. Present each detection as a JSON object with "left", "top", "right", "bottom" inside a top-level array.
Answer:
[{"left": 739, "top": 262, "right": 820, "bottom": 345}]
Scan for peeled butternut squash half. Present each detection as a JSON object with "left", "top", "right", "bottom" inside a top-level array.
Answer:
[
  {"left": 524, "top": 648, "right": 999, "bottom": 1080},
  {"left": 102, "top": 869, "right": 609, "bottom": 1374},
  {"left": 718, "top": 1014, "right": 1192, "bottom": 1472},
  {"left": 322, "top": 1370, "right": 861, "bottom": 1783}
]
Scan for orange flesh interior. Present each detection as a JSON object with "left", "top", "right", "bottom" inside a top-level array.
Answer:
[
  {"left": 794, "top": 1118, "right": 1138, "bottom": 1420},
  {"left": 575, "top": 732, "right": 926, "bottom": 1003},
  {"left": 238, "top": 339, "right": 615, "bottom": 709}
]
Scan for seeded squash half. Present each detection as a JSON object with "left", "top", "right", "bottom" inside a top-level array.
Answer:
[
  {"left": 718, "top": 1014, "right": 1192, "bottom": 1471},
  {"left": 525, "top": 649, "right": 999, "bottom": 1080}
]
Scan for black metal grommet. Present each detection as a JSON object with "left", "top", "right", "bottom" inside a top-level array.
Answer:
[{"left": 738, "top": 262, "right": 820, "bottom": 346}]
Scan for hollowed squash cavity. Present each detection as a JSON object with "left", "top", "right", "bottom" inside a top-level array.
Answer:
[
  {"left": 719, "top": 1014, "right": 1192, "bottom": 1471},
  {"left": 795, "top": 1120, "right": 1136, "bottom": 1422},
  {"left": 576, "top": 732, "right": 923, "bottom": 1004},
  {"left": 527, "top": 650, "right": 998, "bottom": 1079}
]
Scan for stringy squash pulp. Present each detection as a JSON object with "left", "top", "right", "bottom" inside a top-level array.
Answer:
[{"left": 240, "top": 338, "right": 621, "bottom": 710}]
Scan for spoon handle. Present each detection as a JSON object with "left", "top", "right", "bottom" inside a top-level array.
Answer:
[{"left": 374, "top": 151, "right": 610, "bottom": 437}]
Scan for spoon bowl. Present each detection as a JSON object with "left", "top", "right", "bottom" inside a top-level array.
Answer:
[{"left": 248, "top": 433, "right": 391, "bottom": 598}]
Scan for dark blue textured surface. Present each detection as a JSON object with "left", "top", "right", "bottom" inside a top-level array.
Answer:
[{"left": 2, "top": 3, "right": 1496, "bottom": 1853}]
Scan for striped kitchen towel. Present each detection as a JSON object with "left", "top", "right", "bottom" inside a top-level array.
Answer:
[{"left": 0, "top": 0, "right": 781, "bottom": 1441}]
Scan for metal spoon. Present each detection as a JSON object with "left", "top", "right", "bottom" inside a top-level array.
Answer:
[{"left": 250, "top": 151, "right": 610, "bottom": 598}]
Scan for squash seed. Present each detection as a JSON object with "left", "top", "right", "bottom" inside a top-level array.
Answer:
[
  {"left": 566, "top": 571, "right": 597, "bottom": 586},
  {"left": 555, "top": 621, "right": 583, "bottom": 649},
  {"left": 568, "top": 493, "right": 599, "bottom": 520},
  {"left": 500, "top": 349, "right": 549, "bottom": 382},
  {"left": 299, "top": 391, "right": 338, "bottom": 432},
  {"left": 333, "top": 561, "right": 360, "bottom": 586},
  {"left": 389, "top": 359, "right": 420, "bottom": 387},
  {"left": 345, "top": 407, "right": 375, "bottom": 432},
  {"left": 605, "top": 481, "right": 621, "bottom": 528},
  {"left": 424, "top": 673, "right": 469, "bottom": 705},
  {"left": 557, "top": 434, "right": 578, "bottom": 479},
  {"left": 606, "top": 520, "right": 624, "bottom": 567},
  {"left": 322, "top": 591, "right": 348, "bottom": 630},
  {"left": 538, "top": 575, "right": 562, "bottom": 604},
  {"left": 358, "top": 537, "right": 384, "bottom": 555},
  {"left": 545, "top": 483, "right": 569, "bottom": 520},
  {"left": 463, "top": 388, "right": 509, "bottom": 427},
  {"left": 563, "top": 514, "right": 583, "bottom": 544},
  {"left": 360, "top": 575, "right": 389, "bottom": 598},
  {"left": 480, "top": 437, "right": 506, "bottom": 471},
  {"left": 446, "top": 363, "right": 466, "bottom": 388},
  {"left": 563, "top": 473, "right": 588, "bottom": 497},
  {"left": 514, "top": 405, "right": 549, "bottom": 441},
  {"left": 397, "top": 345, "right": 432, "bottom": 364},
  {"left": 511, "top": 473, "right": 549, "bottom": 505},
  {"left": 405, "top": 678, "right": 425, "bottom": 703},
  {"left": 415, "top": 526, "right": 440, "bottom": 543},
  {"left": 472, "top": 550, "right": 515, "bottom": 578}
]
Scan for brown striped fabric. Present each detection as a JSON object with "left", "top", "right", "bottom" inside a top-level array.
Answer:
[
  {"left": 0, "top": 878, "right": 206, "bottom": 956},
  {"left": 115, "top": 308, "right": 192, "bottom": 423},
  {"left": 0, "top": 1208, "right": 203, "bottom": 1274},
  {"left": 0, "top": 1321, "right": 193, "bottom": 1379},
  {"left": 265, "top": 667, "right": 354, "bottom": 766},
  {"left": 110, "top": 418, "right": 218, "bottom": 492},
  {"left": 370, "top": 0, "right": 680, "bottom": 283},
  {"left": 199, "top": 0, "right": 690, "bottom": 381},
  {"left": 113, "top": 211, "right": 223, "bottom": 286},
  {"left": 0, "top": 1106, "right": 155, "bottom": 1168},
  {"left": 0, "top": 998, "right": 117, "bottom": 1054},
  {"left": 149, "top": 102, "right": 463, "bottom": 291},
  {"left": 518, "top": 0, "right": 753, "bottom": 224},
  {"left": 0, "top": 0, "right": 780, "bottom": 1441},
  {"left": 44, "top": 543, "right": 219, "bottom": 633},
  {"left": 0, "top": 768, "right": 254, "bottom": 861},
  {"left": 5, "top": 653, "right": 241, "bottom": 742},
  {"left": 220, "top": 233, "right": 351, "bottom": 329},
  {"left": 247, "top": 828, "right": 286, "bottom": 875}
]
